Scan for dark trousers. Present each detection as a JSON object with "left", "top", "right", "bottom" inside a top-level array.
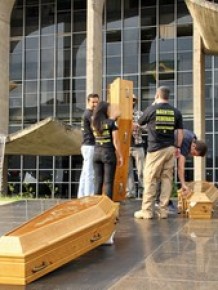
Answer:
[{"left": 93, "top": 147, "right": 117, "bottom": 199}]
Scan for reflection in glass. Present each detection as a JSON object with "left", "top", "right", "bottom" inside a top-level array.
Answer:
[
  {"left": 141, "top": 74, "right": 156, "bottom": 87},
  {"left": 124, "top": 0, "right": 139, "bottom": 28},
  {"left": 73, "top": 47, "right": 86, "bottom": 77},
  {"left": 57, "top": 49, "right": 71, "bottom": 78},
  {"left": 214, "top": 87, "right": 218, "bottom": 117},
  {"left": 141, "top": 27, "right": 156, "bottom": 41},
  {"left": 106, "top": 0, "right": 121, "bottom": 30},
  {"left": 177, "top": 85, "right": 193, "bottom": 116},
  {"left": 10, "top": 39, "right": 23, "bottom": 54},
  {"left": 57, "top": 11, "right": 71, "bottom": 33},
  {"left": 72, "top": 78, "right": 85, "bottom": 91},
  {"left": 106, "top": 57, "right": 121, "bottom": 75},
  {"left": 25, "top": 6, "right": 39, "bottom": 36},
  {"left": 73, "top": 34, "right": 86, "bottom": 46},
  {"left": 40, "top": 91, "right": 54, "bottom": 118},
  {"left": 73, "top": 11, "right": 86, "bottom": 32},
  {"left": 57, "top": 0, "right": 71, "bottom": 11},
  {"left": 124, "top": 29, "right": 139, "bottom": 42},
  {"left": 141, "top": 7, "right": 156, "bottom": 27},
  {"left": 177, "top": 52, "right": 192, "bottom": 71},
  {"left": 72, "top": 92, "right": 86, "bottom": 114},
  {"left": 177, "top": 2, "right": 192, "bottom": 24},
  {"left": 56, "top": 98, "right": 70, "bottom": 120},
  {"left": 159, "top": 3, "right": 174, "bottom": 25},
  {"left": 57, "top": 36, "right": 71, "bottom": 49},
  {"left": 206, "top": 134, "right": 213, "bottom": 168},
  {"left": 57, "top": 79, "right": 70, "bottom": 91},
  {"left": 41, "top": 35, "right": 54, "bottom": 49},
  {"left": 41, "top": 4, "right": 55, "bottom": 35},
  {"left": 10, "top": 53, "right": 22, "bottom": 80},
  {"left": 11, "top": 7, "right": 23, "bottom": 37},
  {"left": 26, "top": 37, "right": 39, "bottom": 50},
  {"left": 123, "top": 42, "right": 139, "bottom": 74},
  {"left": 25, "top": 50, "right": 38, "bottom": 79},
  {"left": 41, "top": 48, "right": 54, "bottom": 79},
  {"left": 177, "top": 36, "right": 192, "bottom": 52},
  {"left": 178, "top": 72, "right": 192, "bottom": 86}
]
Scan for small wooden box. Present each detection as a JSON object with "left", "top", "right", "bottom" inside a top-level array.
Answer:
[
  {"left": 108, "top": 78, "right": 133, "bottom": 201},
  {"left": 186, "top": 181, "right": 218, "bottom": 219},
  {"left": 0, "top": 196, "right": 118, "bottom": 285}
]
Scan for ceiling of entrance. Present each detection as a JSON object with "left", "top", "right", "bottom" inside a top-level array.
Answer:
[{"left": 185, "top": 0, "right": 218, "bottom": 54}]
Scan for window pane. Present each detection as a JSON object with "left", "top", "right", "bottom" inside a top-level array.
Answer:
[
  {"left": 25, "top": 6, "right": 39, "bottom": 36},
  {"left": 106, "top": 0, "right": 121, "bottom": 30},
  {"left": 41, "top": 4, "right": 55, "bottom": 35},
  {"left": 11, "top": 7, "right": 23, "bottom": 37},
  {"left": 141, "top": 7, "right": 156, "bottom": 27},
  {"left": 57, "top": 11, "right": 71, "bottom": 33},
  {"left": 25, "top": 50, "right": 38, "bottom": 79},
  {"left": 41, "top": 48, "right": 54, "bottom": 79}
]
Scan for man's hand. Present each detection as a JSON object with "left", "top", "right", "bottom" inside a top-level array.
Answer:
[
  {"left": 181, "top": 184, "right": 191, "bottom": 197},
  {"left": 174, "top": 147, "right": 181, "bottom": 158},
  {"left": 117, "top": 154, "right": 124, "bottom": 167}
]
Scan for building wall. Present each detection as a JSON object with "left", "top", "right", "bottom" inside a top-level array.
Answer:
[{"left": 8, "top": 0, "right": 218, "bottom": 198}]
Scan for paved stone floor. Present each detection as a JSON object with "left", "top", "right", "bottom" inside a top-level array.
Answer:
[{"left": 0, "top": 199, "right": 218, "bottom": 290}]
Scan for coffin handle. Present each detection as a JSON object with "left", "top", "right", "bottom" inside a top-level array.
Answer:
[
  {"left": 32, "top": 261, "right": 48, "bottom": 273},
  {"left": 90, "top": 233, "right": 101, "bottom": 243}
]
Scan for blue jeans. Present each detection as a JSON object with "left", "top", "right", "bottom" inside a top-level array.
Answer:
[
  {"left": 77, "top": 145, "right": 95, "bottom": 198},
  {"left": 93, "top": 147, "right": 117, "bottom": 199}
]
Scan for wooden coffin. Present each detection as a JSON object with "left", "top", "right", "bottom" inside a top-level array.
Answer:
[
  {"left": 0, "top": 195, "right": 118, "bottom": 285},
  {"left": 108, "top": 78, "right": 133, "bottom": 201},
  {"left": 186, "top": 181, "right": 218, "bottom": 219}
]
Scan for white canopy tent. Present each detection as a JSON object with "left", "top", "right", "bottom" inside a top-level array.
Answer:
[
  {"left": 185, "top": 0, "right": 218, "bottom": 54},
  {"left": 5, "top": 117, "right": 82, "bottom": 156}
]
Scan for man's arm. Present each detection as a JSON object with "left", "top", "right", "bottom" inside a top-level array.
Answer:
[
  {"left": 177, "top": 154, "right": 189, "bottom": 193},
  {"left": 176, "top": 128, "right": 183, "bottom": 148}
]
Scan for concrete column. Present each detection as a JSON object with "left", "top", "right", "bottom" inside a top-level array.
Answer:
[
  {"left": 193, "top": 23, "right": 206, "bottom": 181},
  {"left": 0, "top": 0, "right": 16, "bottom": 195},
  {"left": 86, "top": 0, "right": 105, "bottom": 97},
  {"left": 0, "top": 0, "right": 16, "bottom": 134}
]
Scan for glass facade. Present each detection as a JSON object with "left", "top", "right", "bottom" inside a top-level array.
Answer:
[{"left": 8, "top": 0, "right": 218, "bottom": 198}]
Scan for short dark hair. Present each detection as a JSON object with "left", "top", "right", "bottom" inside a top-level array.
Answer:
[
  {"left": 158, "top": 86, "right": 170, "bottom": 100},
  {"left": 87, "top": 93, "right": 99, "bottom": 101},
  {"left": 195, "top": 140, "right": 208, "bottom": 157}
]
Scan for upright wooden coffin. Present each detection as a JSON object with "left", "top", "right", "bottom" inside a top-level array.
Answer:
[
  {"left": 0, "top": 196, "right": 118, "bottom": 285},
  {"left": 180, "top": 181, "right": 218, "bottom": 219},
  {"left": 108, "top": 78, "right": 133, "bottom": 201}
]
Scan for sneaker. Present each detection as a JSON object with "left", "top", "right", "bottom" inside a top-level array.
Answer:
[
  {"left": 134, "top": 210, "right": 153, "bottom": 219},
  {"left": 126, "top": 193, "right": 136, "bottom": 199},
  {"left": 103, "top": 231, "right": 115, "bottom": 245},
  {"left": 168, "top": 201, "right": 177, "bottom": 213}
]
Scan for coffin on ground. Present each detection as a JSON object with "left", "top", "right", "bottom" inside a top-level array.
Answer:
[
  {"left": 0, "top": 195, "right": 118, "bottom": 285},
  {"left": 178, "top": 181, "right": 218, "bottom": 219}
]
